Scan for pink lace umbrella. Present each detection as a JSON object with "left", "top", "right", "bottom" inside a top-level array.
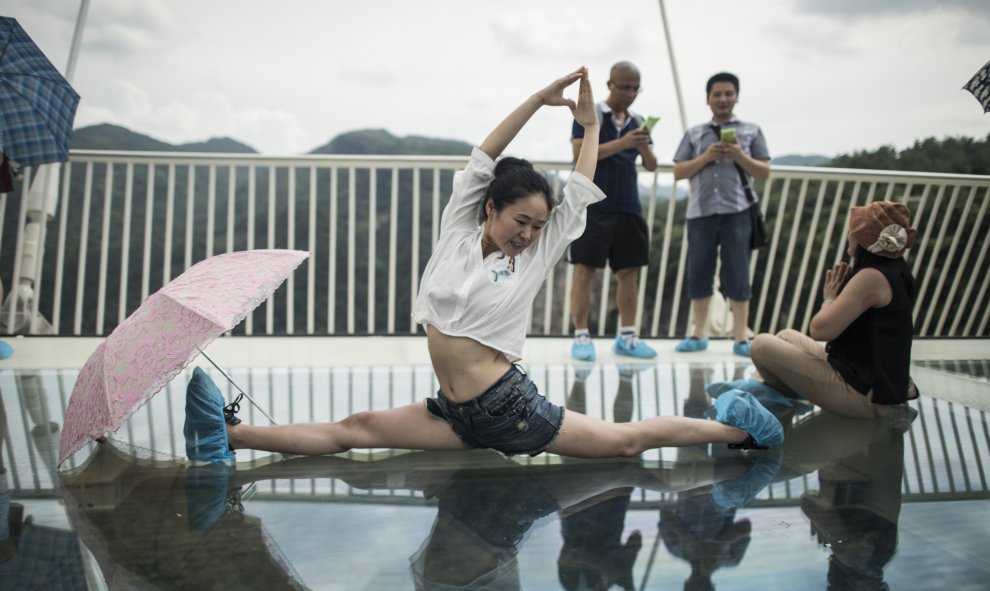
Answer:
[{"left": 58, "top": 249, "right": 309, "bottom": 466}]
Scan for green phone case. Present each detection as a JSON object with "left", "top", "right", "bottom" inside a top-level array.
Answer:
[{"left": 640, "top": 116, "right": 660, "bottom": 132}]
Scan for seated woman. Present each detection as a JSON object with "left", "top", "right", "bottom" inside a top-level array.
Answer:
[
  {"left": 715, "top": 201, "right": 917, "bottom": 419},
  {"left": 185, "top": 68, "right": 783, "bottom": 465}
]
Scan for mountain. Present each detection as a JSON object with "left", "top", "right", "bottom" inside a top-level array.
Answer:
[
  {"left": 72, "top": 123, "right": 844, "bottom": 168},
  {"left": 179, "top": 137, "right": 257, "bottom": 154},
  {"left": 310, "top": 129, "right": 472, "bottom": 156},
  {"left": 771, "top": 154, "right": 830, "bottom": 166},
  {"left": 71, "top": 123, "right": 174, "bottom": 151},
  {"left": 71, "top": 123, "right": 258, "bottom": 153},
  {"left": 71, "top": 124, "right": 472, "bottom": 157}
]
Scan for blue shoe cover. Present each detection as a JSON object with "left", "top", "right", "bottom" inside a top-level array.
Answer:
[
  {"left": 706, "top": 379, "right": 795, "bottom": 412},
  {"left": 715, "top": 390, "right": 784, "bottom": 448},
  {"left": 732, "top": 341, "right": 752, "bottom": 357},
  {"left": 0, "top": 341, "right": 13, "bottom": 360},
  {"left": 613, "top": 335, "right": 657, "bottom": 359},
  {"left": 674, "top": 337, "right": 708, "bottom": 353},
  {"left": 713, "top": 451, "right": 783, "bottom": 509},
  {"left": 185, "top": 463, "right": 233, "bottom": 532},
  {"left": 571, "top": 340, "right": 596, "bottom": 361},
  {"left": 184, "top": 367, "right": 235, "bottom": 463}
]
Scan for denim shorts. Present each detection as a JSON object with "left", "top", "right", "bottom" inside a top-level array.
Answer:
[
  {"left": 426, "top": 365, "right": 565, "bottom": 456},
  {"left": 686, "top": 209, "right": 752, "bottom": 301}
]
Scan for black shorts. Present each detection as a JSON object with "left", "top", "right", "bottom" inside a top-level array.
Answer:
[{"left": 566, "top": 211, "right": 650, "bottom": 270}]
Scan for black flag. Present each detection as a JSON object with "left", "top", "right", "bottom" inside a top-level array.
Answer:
[{"left": 963, "top": 59, "right": 990, "bottom": 113}]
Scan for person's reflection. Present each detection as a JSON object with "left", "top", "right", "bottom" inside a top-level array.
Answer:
[
  {"left": 566, "top": 365, "right": 639, "bottom": 425},
  {"left": 235, "top": 452, "right": 675, "bottom": 591},
  {"left": 556, "top": 365, "right": 780, "bottom": 591},
  {"left": 62, "top": 427, "right": 783, "bottom": 591},
  {"left": 659, "top": 491, "right": 752, "bottom": 591},
  {"left": 659, "top": 364, "right": 787, "bottom": 591},
  {"left": 226, "top": 448, "right": 763, "bottom": 590},
  {"left": 409, "top": 462, "right": 556, "bottom": 589},
  {"left": 557, "top": 491, "right": 642, "bottom": 591},
  {"left": 792, "top": 406, "right": 914, "bottom": 591},
  {"left": 17, "top": 372, "right": 60, "bottom": 477},
  {"left": 556, "top": 365, "right": 643, "bottom": 591}
]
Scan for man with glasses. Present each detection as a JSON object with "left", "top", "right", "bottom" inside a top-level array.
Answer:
[{"left": 567, "top": 61, "right": 658, "bottom": 361}]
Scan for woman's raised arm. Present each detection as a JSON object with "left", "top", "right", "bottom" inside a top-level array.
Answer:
[
  {"left": 479, "top": 67, "right": 587, "bottom": 161},
  {"left": 570, "top": 72, "right": 599, "bottom": 179}
]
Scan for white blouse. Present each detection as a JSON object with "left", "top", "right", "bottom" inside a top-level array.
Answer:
[{"left": 413, "top": 148, "right": 605, "bottom": 361}]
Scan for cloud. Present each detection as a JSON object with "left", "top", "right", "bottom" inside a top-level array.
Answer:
[
  {"left": 792, "top": 0, "right": 990, "bottom": 18},
  {"left": 83, "top": 0, "right": 175, "bottom": 54},
  {"left": 791, "top": 0, "right": 990, "bottom": 44},
  {"left": 74, "top": 80, "right": 311, "bottom": 153},
  {"left": 758, "top": 16, "right": 858, "bottom": 60},
  {"left": 488, "top": 5, "right": 650, "bottom": 61},
  {"left": 14, "top": 0, "right": 988, "bottom": 161}
]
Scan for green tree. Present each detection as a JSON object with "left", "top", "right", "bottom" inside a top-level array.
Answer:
[{"left": 829, "top": 133, "right": 990, "bottom": 175}]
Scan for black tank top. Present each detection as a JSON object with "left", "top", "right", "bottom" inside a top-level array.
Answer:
[{"left": 826, "top": 257, "right": 915, "bottom": 405}]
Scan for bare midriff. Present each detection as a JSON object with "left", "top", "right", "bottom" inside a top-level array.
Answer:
[{"left": 425, "top": 324, "right": 513, "bottom": 403}]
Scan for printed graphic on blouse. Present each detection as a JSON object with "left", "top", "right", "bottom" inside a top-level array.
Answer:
[{"left": 488, "top": 256, "right": 517, "bottom": 286}]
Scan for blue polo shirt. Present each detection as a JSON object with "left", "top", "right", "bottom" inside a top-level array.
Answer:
[
  {"left": 572, "top": 102, "right": 649, "bottom": 214},
  {"left": 673, "top": 117, "right": 770, "bottom": 219}
]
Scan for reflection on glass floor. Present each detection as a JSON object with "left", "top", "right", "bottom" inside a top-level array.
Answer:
[{"left": 2, "top": 360, "right": 989, "bottom": 589}]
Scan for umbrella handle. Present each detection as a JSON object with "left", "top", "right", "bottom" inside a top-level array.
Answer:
[{"left": 197, "top": 350, "right": 277, "bottom": 426}]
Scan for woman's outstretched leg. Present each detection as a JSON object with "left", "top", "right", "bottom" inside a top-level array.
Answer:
[
  {"left": 549, "top": 412, "right": 741, "bottom": 459},
  {"left": 227, "top": 403, "right": 466, "bottom": 456},
  {"left": 547, "top": 390, "right": 783, "bottom": 460},
  {"left": 185, "top": 368, "right": 466, "bottom": 461}
]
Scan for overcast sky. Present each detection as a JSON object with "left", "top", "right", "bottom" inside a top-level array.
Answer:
[{"left": 8, "top": 0, "right": 989, "bottom": 162}]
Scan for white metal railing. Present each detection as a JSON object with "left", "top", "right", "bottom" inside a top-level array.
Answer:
[{"left": 1, "top": 150, "right": 988, "bottom": 338}]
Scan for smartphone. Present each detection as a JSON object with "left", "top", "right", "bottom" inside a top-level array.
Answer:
[
  {"left": 640, "top": 115, "right": 660, "bottom": 133},
  {"left": 720, "top": 128, "right": 736, "bottom": 143}
]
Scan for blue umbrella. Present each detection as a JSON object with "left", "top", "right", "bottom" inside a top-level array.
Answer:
[{"left": 0, "top": 16, "right": 80, "bottom": 168}]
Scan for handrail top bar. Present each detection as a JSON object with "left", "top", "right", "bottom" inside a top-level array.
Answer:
[
  {"left": 769, "top": 164, "right": 990, "bottom": 184},
  {"left": 66, "top": 149, "right": 472, "bottom": 168},
  {"left": 65, "top": 149, "right": 990, "bottom": 184}
]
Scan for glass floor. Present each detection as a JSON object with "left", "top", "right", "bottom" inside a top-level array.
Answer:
[{"left": 2, "top": 348, "right": 989, "bottom": 590}]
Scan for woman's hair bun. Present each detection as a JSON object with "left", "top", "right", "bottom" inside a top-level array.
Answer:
[{"left": 493, "top": 156, "right": 533, "bottom": 177}]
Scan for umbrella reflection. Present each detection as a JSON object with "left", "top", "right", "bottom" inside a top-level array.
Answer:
[
  {"left": 58, "top": 442, "right": 308, "bottom": 590},
  {"left": 0, "top": 505, "right": 84, "bottom": 590}
]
